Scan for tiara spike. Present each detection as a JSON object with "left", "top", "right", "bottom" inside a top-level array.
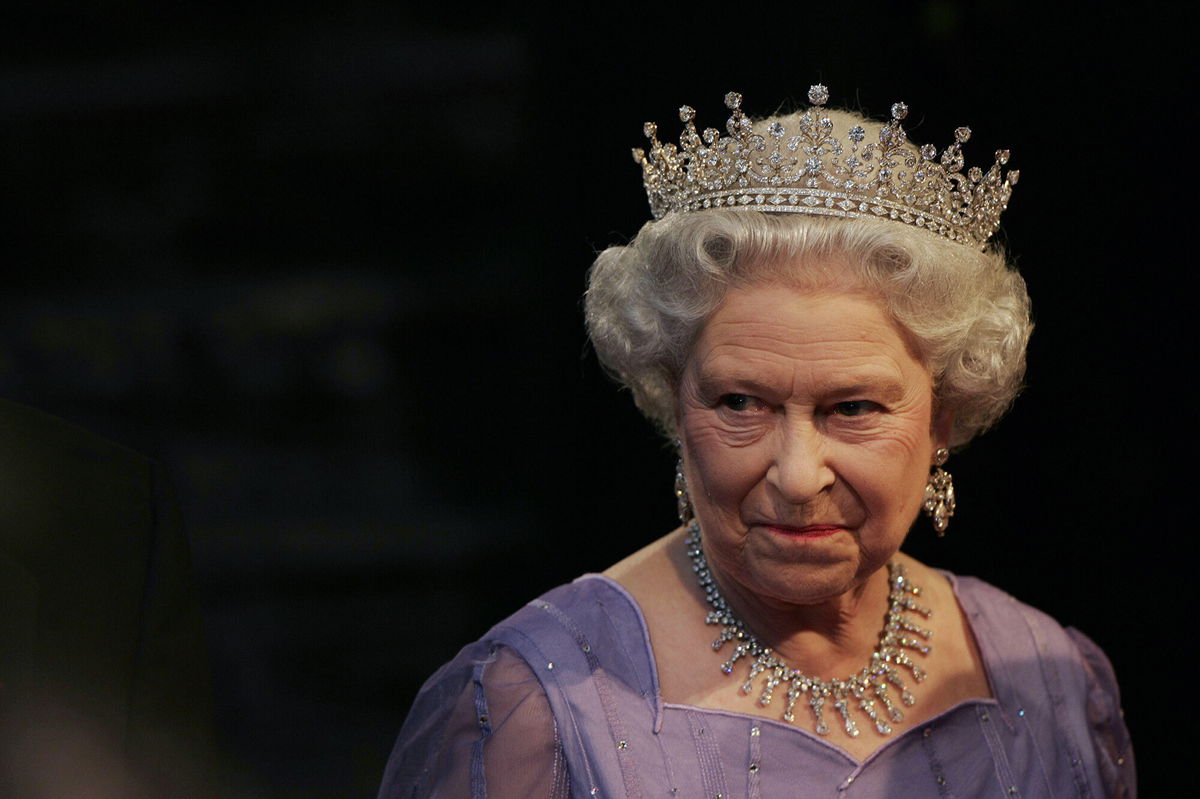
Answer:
[{"left": 632, "top": 85, "right": 1017, "bottom": 249}]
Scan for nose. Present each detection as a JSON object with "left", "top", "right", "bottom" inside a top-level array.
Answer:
[{"left": 766, "top": 422, "right": 835, "bottom": 503}]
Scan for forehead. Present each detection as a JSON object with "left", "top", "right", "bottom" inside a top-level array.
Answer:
[{"left": 688, "top": 283, "right": 927, "bottom": 384}]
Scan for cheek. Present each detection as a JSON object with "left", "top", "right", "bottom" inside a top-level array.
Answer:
[
  {"left": 846, "top": 431, "right": 932, "bottom": 514},
  {"left": 681, "top": 414, "right": 764, "bottom": 512}
]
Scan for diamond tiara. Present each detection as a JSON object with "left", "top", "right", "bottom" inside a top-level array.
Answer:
[{"left": 632, "top": 84, "right": 1019, "bottom": 249}]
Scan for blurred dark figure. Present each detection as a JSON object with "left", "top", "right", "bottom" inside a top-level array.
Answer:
[{"left": 0, "top": 399, "right": 213, "bottom": 797}]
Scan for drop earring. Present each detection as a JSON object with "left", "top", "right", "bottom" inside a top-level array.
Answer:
[
  {"left": 923, "top": 447, "right": 955, "bottom": 535},
  {"left": 674, "top": 442, "right": 694, "bottom": 525}
]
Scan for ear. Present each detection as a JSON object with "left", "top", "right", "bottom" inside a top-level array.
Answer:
[{"left": 931, "top": 404, "right": 955, "bottom": 453}]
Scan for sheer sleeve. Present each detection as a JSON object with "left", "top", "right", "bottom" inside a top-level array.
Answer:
[
  {"left": 1067, "top": 628, "right": 1136, "bottom": 799},
  {"left": 378, "top": 644, "right": 569, "bottom": 799}
]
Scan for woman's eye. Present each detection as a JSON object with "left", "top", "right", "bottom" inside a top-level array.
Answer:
[
  {"left": 832, "top": 400, "right": 879, "bottom": 417},
  {"left": 719, "top": 394, "right": 759, "bottom": 412}
]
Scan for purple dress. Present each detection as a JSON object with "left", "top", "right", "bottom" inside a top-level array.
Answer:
[{"left": 380, "top": 573, "right": 1134, "bottom": 798}]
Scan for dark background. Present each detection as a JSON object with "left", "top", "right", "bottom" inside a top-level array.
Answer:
[{"left": 2, "top": 3, "right": 1186, "bottom": 796}]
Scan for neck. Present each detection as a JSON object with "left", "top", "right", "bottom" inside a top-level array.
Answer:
[{"left": 685, "top": 535, "right": 895, "bottom": 680}]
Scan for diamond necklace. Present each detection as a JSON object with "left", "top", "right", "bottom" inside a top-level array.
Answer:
[{"left": 685, "top": 523, "right": 933, "bottom": 737}]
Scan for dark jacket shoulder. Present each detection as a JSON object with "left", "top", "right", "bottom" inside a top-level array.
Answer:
[{"left": 0, "top": 399, "right": 212, "bottom": 796}]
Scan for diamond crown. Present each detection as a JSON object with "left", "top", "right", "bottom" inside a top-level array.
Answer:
[{"left": 632, "top": 85, "right": 1019, "bottom": 249}]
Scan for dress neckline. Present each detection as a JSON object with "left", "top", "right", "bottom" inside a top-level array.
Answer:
[{"left": 575, "top": 570, "right": 1000, "bottom": 767}]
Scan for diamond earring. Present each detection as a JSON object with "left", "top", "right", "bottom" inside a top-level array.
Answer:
[
  {"left": 674, "top": 448, "right": 694, "bottom": 525},
  {"left": 923, "top": 448, "right": 955, "bottom": 536}
]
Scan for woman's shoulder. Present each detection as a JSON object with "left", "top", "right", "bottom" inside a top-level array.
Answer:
[
  {"left": 941, "top": 569, "right": 1090, "bottom": 656},
  {"left": 901, "top": 561, "right": 1118, "bottom": 715},
  {"left": 400, "top": 575, "right": 650, "bottom": 708},
  {"left": 932, "top": 568, "right": 1103, "bottom": 677},
  {"left": 382, "top": 639, "right": 569, "bottom": 798},
  {"left": 479, "top": 530, "right": 688, "bottom": 676},
  {"left": 936, "top": 569, "right": 1118, "bottom": 723},
  {"left": 489, "top": 574, "right": 657, "bottom": 684},
  {"left": 940, "top": 569, "right": 1136, "bottom": 796},
  {"left": 493, "top": 573, "right": 649, "bottom": 640},
  {"left": 397, "top": 573, "right": 658, "bottom": 703},
  {"left": 383, "top": 575, "right": 661, "bottom": 797}
]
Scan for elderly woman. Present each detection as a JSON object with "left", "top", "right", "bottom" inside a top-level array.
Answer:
[{"left": 380, "top": 85, "right": 1134, "bottom": 798}]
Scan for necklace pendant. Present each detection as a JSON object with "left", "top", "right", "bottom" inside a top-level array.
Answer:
[
  {"left": 833, "top": 697, "right": 860, "bottom": 737},
  {"left": 874, "top": 682, "right": 904, "bottom": 723},
  {"left": 858, "top": 692, "right": 893, "bottom": 735},
  {"left": 782, "top": 680, "right": 802, "bottom": 723},
  {"left": 810, "top": 691, "right": 830, "bottom": 736}
]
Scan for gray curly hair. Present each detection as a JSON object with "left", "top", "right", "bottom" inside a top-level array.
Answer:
[{"left": 584, "top": 208, "right": 1032, "bottom": 448}]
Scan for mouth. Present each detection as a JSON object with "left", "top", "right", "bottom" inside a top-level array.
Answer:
[{"left": 758, "top": 523, "right": 844, "bottom": 539}]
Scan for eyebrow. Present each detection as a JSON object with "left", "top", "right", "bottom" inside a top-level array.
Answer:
[
  {"left": 694, "top": 367, "right": 910, "bottom": 403},
  {"left": 693, "top": 373, "right": 777, "bottom": 398},
  {"left": 821, "top": 376, "right": 908, "bottom": 402}
]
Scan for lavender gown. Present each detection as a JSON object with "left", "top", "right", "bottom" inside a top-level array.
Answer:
[{"left": 380, "top": 573, "right": 1134, "bottom": 798}]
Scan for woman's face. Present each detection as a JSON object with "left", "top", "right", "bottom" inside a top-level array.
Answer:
[{"left": 678, "top": 280, "right": 950, "bottom": 607}]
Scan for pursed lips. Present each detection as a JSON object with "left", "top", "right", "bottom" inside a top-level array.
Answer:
[{"left": 753, "top": 522, "right": 846, "bottom": 537}]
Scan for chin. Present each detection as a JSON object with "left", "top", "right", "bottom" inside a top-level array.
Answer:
[{"left": 744, "top": 557, "right": 866, "bottom": 606}]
